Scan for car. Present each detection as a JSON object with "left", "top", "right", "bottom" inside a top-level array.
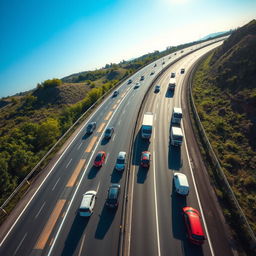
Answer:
[
  {"left": 112, "top": 90, "right": 119, "bottom": 97},
  {"left": 86, "top": 122, "right": 96, "bottom": 134},
  {"left": 154, "top": 85, "right": 160, "bottom": 93},
  {"left": 106, "top": 184, "right": 121, "bottom": 208},
  {"left": 140, "top": 151, "right": 151, "bottom": 168},
  {"left": 104, "top": 127, "right": 114, "bottom": 139},
  {"left": 173, "top": 172, "right": 189, "bottom": 195},
  {"left": 154, "top": 63, "right": 157, "bottom": 67},
  {"left": 128, "top": 79, "right": 132, "bottom": 84},
  {"left": 171, "top": 72, "right": 176, "bottom": 78},
  {"left": 174, "top": 53, "right": 177, "bottom": 55},
  {"left": 134, "top": 82, "right": 140, "bottom": 89},
  {"left": 162, "top": 61, "right": 165, "bottom": 65},
  {"left": 150, "top": 71, "right": 155, "bottom": 75},
  {"left": 181, "top": 68, "right": 185, "bottom": 74},
  {"left": 94, "top": 151, "right": 106, "bottom": 167},
  {"left": 183, "top": 207, "right": 206, "bottom": 245},
  {"left": 79, "top": 190, "right": 97, "bottom": 217},
  {"left": 140, "top": 75, "right": 145, "bottom": 81},
  {"left": 115, "top": 151, "right": 127, "bottom": 171}
]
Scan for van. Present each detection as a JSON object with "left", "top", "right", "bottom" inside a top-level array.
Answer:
[
  {"left": 79, "top": 190, "right": 97, "bottom": 217},
  {"left": 173, "top": 172, "right": 189, "bottom": 195}
]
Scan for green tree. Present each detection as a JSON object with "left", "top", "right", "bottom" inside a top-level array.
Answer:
[
  {"left": 37, "top": 118, "right": 61, "bottom": 148},
  {"left": 42, "top": 78, "right": 62, "bottom": 88}
]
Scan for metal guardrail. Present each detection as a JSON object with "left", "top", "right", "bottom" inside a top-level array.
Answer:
[{"left": 187, "top": 54, "right": 256, "bottom": 251}]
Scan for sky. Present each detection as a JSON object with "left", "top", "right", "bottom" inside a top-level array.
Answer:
[{"left": 0, "top": 0, "right": 255, "bottom": 98}]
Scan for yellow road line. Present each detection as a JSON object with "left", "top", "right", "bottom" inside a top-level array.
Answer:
[
  {"left": 97, "top": 123, "right": 105, "bottom": 133},
  {"left": 112, "top": 104, "right": 117, "bottom": 109},
  {"left": 104, "top": 111, "right": 113, "bottom": 121},
  {"left": 66, "top": 159, "right": 86, "bottom": 187},
  {"left": 34, "top": 200, "right": 66, "bottom": 249},
  {"left": 85, "top": 136, "right": 98, "bottom": 153},
  {"left": 117, "top": 99, "right": 121, "bottom": 104},
  {"left": 121, "top": 93, "right": 125, "bottom": 98}
]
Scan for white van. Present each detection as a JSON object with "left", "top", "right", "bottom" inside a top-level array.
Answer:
[
  {"left": 79, "top": 190, "right": 97, "bottom": 217},
  {"left": 173, "top": 173, "right": 189, "bottom": 196}
]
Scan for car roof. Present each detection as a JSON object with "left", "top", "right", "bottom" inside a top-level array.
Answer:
[
  {"left": 108, "top": 184, "right": 120, "bottom": 198},
  {"left": 174, "top": 172, "right": 188, "bottom": 186},
  {"left": 184, "top": 207, "right": 204, "bottom": 236},
  {"left": 118, "top": 151, "right": 126, "bottom": 159},
  {"left": 81, "top": 190, "right": 97, "bottom": 208}
]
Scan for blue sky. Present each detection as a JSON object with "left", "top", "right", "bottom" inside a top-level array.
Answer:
[{"left": 0, "top": 0, "right": 255, "bottom": 97}]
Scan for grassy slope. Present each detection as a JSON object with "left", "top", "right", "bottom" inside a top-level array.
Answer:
[{"left": 192, "top": 21, "right": 256, "bottom": 235}]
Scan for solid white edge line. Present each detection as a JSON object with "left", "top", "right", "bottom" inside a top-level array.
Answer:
[
  {"left": 14, "top": 232, "right": 27, "bottom": 255},
  {"left": 0, "top": 77, "right": 128, "bottom": 247},
  {"left": 34, "top": 201, "right": 46, "bottom": 220},
  {"left": 47, "top": 83, "right": 135, "bottom": 256},
  {"left": 153, "top": 150, "right": 161, "bottom": 256},
  {"left": 183, "top": 123, "right": 215, "bottom": 256}
]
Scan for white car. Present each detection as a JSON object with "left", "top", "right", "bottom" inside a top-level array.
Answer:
[
  {"left": 79, "top": 190, "right": 97, "bottom": 217},
  {"left": 134, "top": 82, "right": 140, "bottom": 89},
  {"left": 173, "top": 173, "right": 189, "bottom": 196},
  {"left": 115, "top": 151, "right": 127, "bottom": 171}
]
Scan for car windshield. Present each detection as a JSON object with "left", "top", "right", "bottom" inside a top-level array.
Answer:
[
  {"left": 173, "top": 135, "right": 183, "bottom": 141},
  {"left": 192, "top": 234, "right": 204, "bottom": 240},
  {"left": 117, "top": 158, "right": 125, "bottom": 164},
  {"left": 79, "top": 208, "right": 89, "bottom": 212},
  {"left": 87, "top": 124, "right": 92, "bottom": 129},
  {"left": 95, "top": 154, "right": 102, "bottom": 161},
  {"left": 143, "top": 129, "right": 151, "bottom": 134},
  {"left": 142, "top": 159, "right": 149, "bottom": 164},
  {"left": 174, "top": 113, "right": 182, "bottom": 118}
]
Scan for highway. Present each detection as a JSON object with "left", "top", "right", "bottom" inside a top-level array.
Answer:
[{"left": 0, "top": 38, "right": 233, "bottom": 256}]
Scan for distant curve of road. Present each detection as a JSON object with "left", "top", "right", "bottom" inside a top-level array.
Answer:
[{"left": 0, "top": 38, "right": 234, "bottom": 256}]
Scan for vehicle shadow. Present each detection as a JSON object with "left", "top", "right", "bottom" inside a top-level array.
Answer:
[
  {"left": 171, "top": 186, "right": 204, "bottom": 256},
  {"left": 132, "top": 129, "right": 150, "bottom": 166},
  {"left": 87, "top": 166, "right": 100, "bottom": 179},
  {"left": 137, "top": 166, "right": 148, "bottom": 184},
  {"left": 82, "top": 133, "right": 91, "bottom": 140},
  {"left": 101, "top": 138, "right": 109, "bottom": 145},
  {"left": 168, "top": 142, "right": 182, "bottom": 170},
  {"left": 61, "top": 214, "right": 89, "bottom": 256},
  {"left": 165, "top": 90, "right": 174, "bottom": 98},
  {"left": 171, "top": 182, "right": 187, "bottom": 239},
  {"left": 95, "top": 205, "right": 116, "bottom": 239},
  {"left": 111, "top": 168, "right": 123, "bottom": 183}
]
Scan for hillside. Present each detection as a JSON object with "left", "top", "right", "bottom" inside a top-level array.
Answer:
[{"left": 192, "top": 19, "right": 256, "bottom": 253}]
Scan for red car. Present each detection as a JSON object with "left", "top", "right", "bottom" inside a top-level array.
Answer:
[
  {"left": 140, "top": 151, "right": 151, "bottom": 168},
  {"left": 94, "top": 151, "right": 106, "bottom": 167},
  {"left": 183, "top": 207, "right": 205, "bottom": 245}
]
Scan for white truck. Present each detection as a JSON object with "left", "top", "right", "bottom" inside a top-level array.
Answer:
[
  {"left": 171, "top": 107, "right": 183, "bottom": 125},
  {"left": 168, "top": 78, "right": 176, "bottom": 91},
  {"left": 170, "top": 127, "right": 183, "bottom": 146},
  {"left": 141, "top": 112, "right": 153, "bottom": 139}
]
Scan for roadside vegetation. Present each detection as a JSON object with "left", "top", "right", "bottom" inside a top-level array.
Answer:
[{"left": 192, "top": 19, "right": 256, "bottom": 254}]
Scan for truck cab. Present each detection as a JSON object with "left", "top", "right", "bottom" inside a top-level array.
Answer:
[
  {"left": 171, "top": 107, "right": 183, "bottom": 125},
  {"left": 170, "top": 127, "right": 183, "bottom": 146},
  {"left": 168, "top": 78, "right": 176, "bottom": 91}
]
